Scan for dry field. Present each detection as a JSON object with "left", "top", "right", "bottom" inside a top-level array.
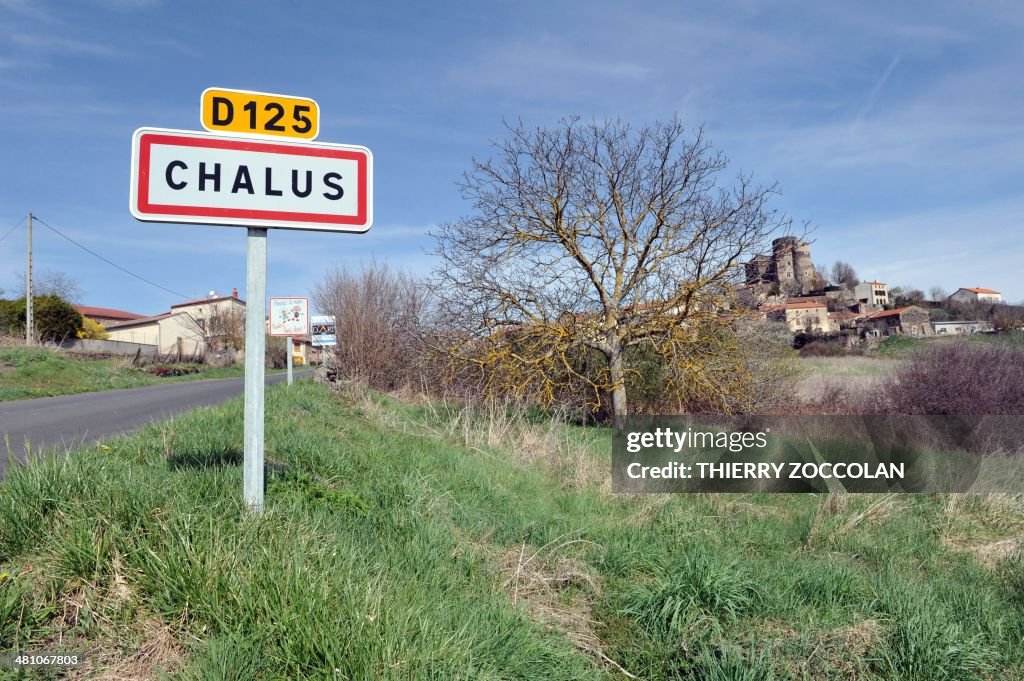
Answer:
[{"left": 795, "top": 355, "right": 902, "bottom": 402}]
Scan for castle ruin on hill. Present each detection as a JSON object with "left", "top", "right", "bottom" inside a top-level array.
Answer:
[{"left": 744, "top": 236, "right": 817, "bottom": 295}]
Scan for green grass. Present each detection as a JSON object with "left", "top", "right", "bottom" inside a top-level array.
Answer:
[
  {"left": 0, "top": 346, "right": 257, "bottom": 401},
  {"left": 1, "top": 382, "right": 1022, "bottom": 679},
  {"left": 875, "top": 335, "right": 923, "bottom": 357},
  {"left": 873, "top": 330, "right": 1024, "bottom": 359}
]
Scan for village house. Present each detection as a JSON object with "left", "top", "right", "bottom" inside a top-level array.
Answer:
[
  {"left": 853, "top": 281, "right": 889, "bottom": 308},
  {"left": 106, "top": 289, "right": 245, "bottom": 356},
  {"left": 761, "top": 301, "right": 836, "bottom": 334},
  {"left": 858, "top": 305, "right": 933, "bottom": 338},
  {"left": 949, "top": 287, "right": 1002, "bottom": 304},
  {"left": 74, "top": 305, "right": 146, "bottom": 326},
  {"left": 828, "top": 310, "right": 859, "bottom": 331},
  {"left": 932, "top": 320, "right": 994, "bottom": 335},
  {"left": 290, "top": 336, "right": 323, "bottom": 365}
]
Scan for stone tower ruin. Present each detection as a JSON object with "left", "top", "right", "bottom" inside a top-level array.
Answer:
[{"left": 745, "top": 237, "right": 816, "bottom": 295}]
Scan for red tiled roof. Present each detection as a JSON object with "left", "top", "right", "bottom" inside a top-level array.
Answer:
[
  {"left": 75, "top": 305, "right": 146, "bottom": 321},
  {"left": 171, "top": 295, "right": 245, "bottom": 309},
  {"left": 960, "top": 287, "right": 1000, "bottom": 295}
]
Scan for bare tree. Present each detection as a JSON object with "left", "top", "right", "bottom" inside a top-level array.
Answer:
[
  {"left": 184, "top": 305, "right": 246, "bottom": 352},
  {"left": 313, "top": 262, "right": 427, "bottom": 390},
  {"left": 814, "top": 263, "right": 831, "bottom": 287},
  {"left": 929, "top": 286, "right": 948, "bottom": 302},
  {"left": 16, "top": 268, "right": 83, "bottom": 303},
  {"left": 830, "top": 261, "right": 859, "bottom": 289},
  {"left": 892, "top": 286, "right": 925, "bottom": 307},
  {"left": 431, "top": 117, "right": 792, "bottom": 421}
]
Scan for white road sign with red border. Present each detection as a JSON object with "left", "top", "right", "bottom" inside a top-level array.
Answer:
[{"left": 130, "top": 127, "right": 372, "bottom": 232}]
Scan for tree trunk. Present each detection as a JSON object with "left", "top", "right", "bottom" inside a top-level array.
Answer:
[{"left": 608, "top": 345, "right": 628, "bottom": 428}]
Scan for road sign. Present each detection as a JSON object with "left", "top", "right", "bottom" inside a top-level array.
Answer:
[
  {"left": 129, "top": 127, "right": 373, "bottom": 232},
  {"left": 201, "top": 87, "right": 319, "bottom": 140},
  {"left": 130, "top": 88, "right": 372, "bottom": 516},
  {"left": 311, "top": 315, "right": 337, "bottom": 347},
  {"left": 269, "top": 297, "right": 309, "bottom": 336}
]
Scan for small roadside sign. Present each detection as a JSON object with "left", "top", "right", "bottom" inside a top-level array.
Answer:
[
  {"left": 201, "top": 87, "right": 319, "bottom": 140},
  {"left": 269, "top": 298, "right": 309, "bottom": 336},
  {"left": 311, "top": 315, "right": 337, "bottom": 347},
  {"left": 129, "top": 127, "right": 373, "bottom": 232}
]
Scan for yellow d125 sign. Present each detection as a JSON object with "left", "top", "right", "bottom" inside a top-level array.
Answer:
[{"left": 201, "top": 88, "right": 319, "bottom": 140}]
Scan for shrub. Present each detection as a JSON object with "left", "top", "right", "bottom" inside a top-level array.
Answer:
[
  {"left": 265, "top": 335, "right": 288, "bottom": 369},
  {"left": 77, "top": 316, "right": 109, "bottom": 339},
  {"left": 148, "top": 365, "right": 201, "bottom": 377},
  {"left": 0, "top": 296, "right": 82, "bottom": 341},
  {"left": 313, "top": 262, "right": 426, "bottom": 391},
  {"left": 799, "top": 340, "right": 844, "bottom": 357},
  {"left": 879, "top": 341, "right": 1024, "bottom": 415}
]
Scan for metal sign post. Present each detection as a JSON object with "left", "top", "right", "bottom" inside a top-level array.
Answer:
[
  {"left": 286, "top": 339, "right": 293, "bottom": 386},
  {"left": 243, "top": 228, "right": 267, "bottom": 514}
]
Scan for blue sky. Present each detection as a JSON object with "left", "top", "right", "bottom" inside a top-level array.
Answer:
[{"left": 1, "top": 0, "right": 1022, "bottom": 314}]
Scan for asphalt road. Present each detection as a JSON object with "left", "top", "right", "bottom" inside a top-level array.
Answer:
[{"left": 0, "top": 370, "right": 312, "bottom": 479}]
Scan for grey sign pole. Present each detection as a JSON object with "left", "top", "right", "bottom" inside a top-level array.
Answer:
[
  {"left": 243, "top": 227, "right": 267, "bottom": 514},
  {"left": 286, "top": 338, "right": 293, "bottom": 386}
]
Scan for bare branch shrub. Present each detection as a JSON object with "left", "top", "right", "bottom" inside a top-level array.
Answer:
[
  {"left": 876, "top": 341, "right": 1024, "bottom": 415},
  {"left": 313, "top": 262, "right": 427, "bottom": 391},
  {"left": 732, "top": 317, "right": 800, "bottom": 413}
]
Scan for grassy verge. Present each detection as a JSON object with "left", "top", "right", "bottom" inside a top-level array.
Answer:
[
  {"left": 0, "top": 346, "right": 270, "bottom": 402},
  {"left": 1, "top": 381, "right": 1022, "bottom": 679}
]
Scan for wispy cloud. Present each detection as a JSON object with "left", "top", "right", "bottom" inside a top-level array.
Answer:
[
  {"left": 11, "top": 33, "right": 121, "bottom": 57},
  {"left": 855, "top": 54, "right": 902, "bottom": 124},
  {"left": 448, "top": 36, "right": 653, "bottom": 99},
  {"left": 95, "top": 0, "right": 160, "bottom": 10},
  {"left": 0, "top": 0, "right": 59, "bottom": 22}
]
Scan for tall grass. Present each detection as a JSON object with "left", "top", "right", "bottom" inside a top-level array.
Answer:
[{"left": 1, "top": 382, "right": 1022, "bottom": 679}]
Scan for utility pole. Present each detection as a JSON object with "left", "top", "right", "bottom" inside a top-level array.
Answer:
[{"left": 25, "top": 212, "right": 33, "bottom": 345}]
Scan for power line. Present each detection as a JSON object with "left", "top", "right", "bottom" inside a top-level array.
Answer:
[
  {"left": 0, "top": 215, "right": 26, "bottom": 244},
  {"left": 31, "top": 215, "right": 191, "bottom": 301}
]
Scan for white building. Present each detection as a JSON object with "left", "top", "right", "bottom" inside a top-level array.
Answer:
[
  {"left": 107, "top": 289, "right": 245, "bottom": 356},
  {"left": 853, "top": 281, "right": 889, "bottom": 308},
  {"left": 949, "top": 287, "right": 1002, "bottom": 304},
  {"left": 932, "top": 320, "right": 994, "bottom": 335}
]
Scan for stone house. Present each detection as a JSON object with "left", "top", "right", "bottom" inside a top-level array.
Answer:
[
  {"left": 761, "top": 301, "right": 836, "bottom": 334},
  {"left": 858, "top": 305, "right": 933, "bottom": 338}
]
